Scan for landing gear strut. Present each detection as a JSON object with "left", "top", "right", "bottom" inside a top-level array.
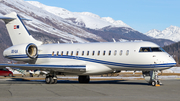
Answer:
[
  {"left": 78, "top": 75, "right": 90, "bottom": 83},
  {"left": 151, "top": 70, "right": 162, "bottom": 86},
  {"left": 45, "top": 73, "right": 57, "bottom": 84},
  {"left": 143, "top": 70, "right": 162, "bottom": 86}
]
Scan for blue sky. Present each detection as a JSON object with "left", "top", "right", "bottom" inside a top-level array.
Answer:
[{"left": 26, "top": 0, "right": 180, "bottom": 33}]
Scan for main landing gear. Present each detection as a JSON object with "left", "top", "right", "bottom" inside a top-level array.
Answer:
[
  {"left": 45, "top": 73, "right": 90, "bottom": 84},
  {"left": 143, "top": 70, "right": 162, "bottom": 86},
  {"left": 78, "top": 75, "right": 90, "bottom": 83},
  {"left": 45, "top": 74, "right": 57, "bottom": 84}
]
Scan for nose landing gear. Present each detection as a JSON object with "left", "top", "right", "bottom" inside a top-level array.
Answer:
[
  {"left": 151, "top": 71, "right": 162, "bottom": 86},
  {"left": 143, "top": 70, "right": 162, "bottom": 86}
]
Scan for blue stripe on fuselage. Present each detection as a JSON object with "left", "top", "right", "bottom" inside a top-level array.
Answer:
[{"left": 5, "top": 54, "right": 176, "bottom": 68}]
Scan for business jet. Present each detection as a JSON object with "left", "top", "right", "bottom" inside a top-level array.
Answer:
[{"left": 0, "top": 12, "right": 176, "bottom": 86}]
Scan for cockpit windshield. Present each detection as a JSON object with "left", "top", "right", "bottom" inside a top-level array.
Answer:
[{"left": 139, "top": 47, "right": 165, "bottom": 52}]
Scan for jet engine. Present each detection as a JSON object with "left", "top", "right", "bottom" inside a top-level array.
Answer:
[
  {"left": 3, "top": 43, "right": 38, "bottom": 62},
  {"left": 26, "top": 43, "right": 38, "bottom": 59}
]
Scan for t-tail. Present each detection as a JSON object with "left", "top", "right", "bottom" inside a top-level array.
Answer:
[{"left": 0, "top": 12, "right": 42, "bottom": 46}]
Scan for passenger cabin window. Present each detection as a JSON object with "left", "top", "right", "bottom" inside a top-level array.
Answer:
[
  {"left": 87, "top": 51, "right": 89, "bottom": 56},
  {"left": 98, "top": 51, "right": 100, "bottom": 56},
  {"left": 114, "top": 50, "right": 117, "bottom": 55},
  {"left": 66, "top": 51, "right": 69, "bottom": 56},
  {"left": 92, "top": 51, "right": 95, "bottom": 56},
  {"left": 76, "top": 51, "right": 79, "bottom": 56},
  {"left": 52, "top": 51, "right": 54, "bottom": 56},
  {"left": 126, "top": 50, "right": 129, "bottom": 55},
  {"left": 103, "top": 51, "right": 106, "bottom": 56},
  {"left": 120, "top": 50, "right": 123, "bottom": 55},
  {"left": 109, "top": 50, "right": 111, "bottom": 55},
  {"left": 71, "top": 51, "right": 73, "bottom": 56},
  {"left": 61, "top": 51, "right": 63, "bottom": 56},
  {"left": 82, "top": 51, "right": 84, "bottom": 56},
  {"left": 56, "top": 51, "right": 59, "bottom": 56}
]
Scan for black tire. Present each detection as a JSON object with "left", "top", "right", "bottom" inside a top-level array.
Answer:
[
  {"left": 152, "top": 81, "right": 156, "bottom": 86},
  {"left": 8, "top": 73, "right": 13, "bottom": 77},
  {"left": 52, "top": 79, "right": 57, "bottom": 84},
  {"left": 45, "top": 76, "right": 52, "bottom": 84},
  {"left": 78, "top": 75, "right": 90, "bottom": 83},
  {"left": 30, "top": 73, "right": 33, "bottom": 77}
]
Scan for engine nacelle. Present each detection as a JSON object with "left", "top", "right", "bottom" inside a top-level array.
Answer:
[{"left": 3, "top": 43, "right": 38, "bottom": 61}]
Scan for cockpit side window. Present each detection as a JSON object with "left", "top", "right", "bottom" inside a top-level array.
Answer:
[
  {"left": 139, "top": 47, "right": 166, "bottom": 52},
  {"left": 151, "top": 47, "right": 162, "bottom": 52},
  {"left": 139, "top": 47, "right": 151, "bottom": 52}
]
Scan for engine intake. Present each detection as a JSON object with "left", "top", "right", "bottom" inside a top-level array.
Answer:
[{"left": 26, "top": 43, "right": 38, "bottom": 59}]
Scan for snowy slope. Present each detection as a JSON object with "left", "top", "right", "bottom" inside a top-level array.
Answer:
[
  {"left": 145, "top": 26, "right": 180, "bottom": 42},
  {"left": 0, "top": 0, "right": 104, "bottom": 43},
  {"left": 26, "top": 1, "right": 130, "bottom": 29}
]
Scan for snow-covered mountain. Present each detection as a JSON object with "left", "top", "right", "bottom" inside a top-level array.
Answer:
[
  {"left": 145, "top": 25, "right": 180, "bottom": 42},
  {"left": 0, "top": 0, "right": 174, "bottom": 45},
  {"left": 0, "top": 0, "right": 106, "bottom": 43},
  {"left": 26, "top": 1, "right": 130, "bottom": 29}
]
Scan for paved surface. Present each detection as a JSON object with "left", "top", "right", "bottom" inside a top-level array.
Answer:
[{"left": 0, "top": 78, "right": 180, "bottom": 101}]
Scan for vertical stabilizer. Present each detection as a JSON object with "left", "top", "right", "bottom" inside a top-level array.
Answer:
[{"left": 0, "top": 12, "right": 42, "bottom": 45}]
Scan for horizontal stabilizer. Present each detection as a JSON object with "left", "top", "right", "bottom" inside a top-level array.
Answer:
[
  {"left": 0, "top": 16, "right": 31, "bottom": 21},
  {"left": 0, "top": 16, "right": 15, "bottom": 20}
]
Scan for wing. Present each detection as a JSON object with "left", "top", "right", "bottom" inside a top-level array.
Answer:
[{"left": 0, "top": 64, "right": 86, "bottom": 73}]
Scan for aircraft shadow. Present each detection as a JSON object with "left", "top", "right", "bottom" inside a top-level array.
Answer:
[
  {"left": 1, "top": 78, "right": 149, "bottom": 86},
  {"left": 57, "top": 80, "right": 149, "bottom": 85}
]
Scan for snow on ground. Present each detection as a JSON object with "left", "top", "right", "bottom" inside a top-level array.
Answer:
[
  {"left": 158, "top": 76, "right": 180, "bottom": 79},
  {"left": 169, "top": 67, "right": 180, "bottom": 73}
]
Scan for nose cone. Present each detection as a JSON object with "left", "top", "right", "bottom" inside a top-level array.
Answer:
[{"left": 168, "top": 55, "right": 176, "bottom": 66}]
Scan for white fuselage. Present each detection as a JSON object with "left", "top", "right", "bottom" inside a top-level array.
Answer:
[{"left": 4, "top": 41, "right": 175, "bottom": 75}]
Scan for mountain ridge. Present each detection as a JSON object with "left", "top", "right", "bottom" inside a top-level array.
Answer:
[
  {"left": 26, "top": 1, "right": 131, "bottom": 29},
  {"left": 145, "top": 25, "right": 180, "bottom": 42}
]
